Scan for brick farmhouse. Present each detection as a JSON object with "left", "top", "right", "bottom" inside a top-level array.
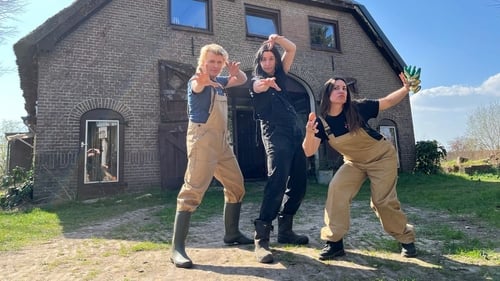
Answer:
[{"left": 13, "top": 0, "right": 416, "bottom": 202}]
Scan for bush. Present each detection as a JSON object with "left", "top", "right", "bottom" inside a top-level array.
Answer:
[
  {"left": 414, "top": 140, "right": 447, "bottom": 174},
  {"left": 0, "top": 167, "right": 33, "bottom": 210}
]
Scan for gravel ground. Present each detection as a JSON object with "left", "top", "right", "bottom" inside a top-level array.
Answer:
[{"left": 1, "top": 196, "right": 498, "bottom": 281}]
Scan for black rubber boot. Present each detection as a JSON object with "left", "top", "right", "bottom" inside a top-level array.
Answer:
[
  {"left": 277, "top": 214, "right": 309, "bottom": 245},
  {"left": 319, "top": 239, "right": 345, "bottom": 260},
  {"left": 254, "top": 220, "right": 274, "bottom": 263},
  {"left": 223, "top": 202, "right": 253, "bottom": 245},
  {"left": 401, "top": 242, "right": 417, "bottom": 257},
  {"left": 170, "top": 211, "right": 193, "bottom": 268}
]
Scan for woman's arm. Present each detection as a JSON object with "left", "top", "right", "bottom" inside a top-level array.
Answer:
[
  {"left": 302, "top": 113, "right": 321, "bottom": 157},
  {"left": 226, "top": 69, "right": 247, "bottom": 88},
  {"left": 378, "top": 73, "right": 411, "bottom": 111},
  {"left": 302, "top": 134, "right": 321, "bottom": 157},
  {"left": 225, "top": 61, "right": 247, "bottom": 88},
  {"left": 266, "top": 34, "right": 296, "bottom": 73}
]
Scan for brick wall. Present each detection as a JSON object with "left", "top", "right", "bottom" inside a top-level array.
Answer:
[{"left": 32, "top": 0, "right": 415, "bottom": 201}]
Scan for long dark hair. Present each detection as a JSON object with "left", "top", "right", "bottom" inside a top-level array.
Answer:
[
  {"left": 253, "top": 43, "right": 284, "bottom": 78},
  {"left": 319, "top": 77, "right": 362, "bottom": 132}
]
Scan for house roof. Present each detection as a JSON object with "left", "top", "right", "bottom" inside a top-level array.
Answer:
[
  {"left": 13, "top": 0, "right": 406, "bottom": 127},
  {"left": 13, "top": 0, "right": 112, "bottom": 127}
]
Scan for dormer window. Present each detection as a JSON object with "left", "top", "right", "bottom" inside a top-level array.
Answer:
[
  {"left": 245, "top": 5, "right": 280, "bottom": 39},
  {"left": 170, "top": 0, "right": 211, "bottom": 31},
  {"left": 309, "top": 16, "right": 340, "bottom": 52}
]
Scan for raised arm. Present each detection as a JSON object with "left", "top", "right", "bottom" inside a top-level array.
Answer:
[
  {"left": 266, "top": 34, "right": 296, "bottom": 73},
  {"left": 378, "top": 73, "right": 411, "bottom": 111},
  {"left": 225, "top": 61, "right": 247, "bottom": 88}
]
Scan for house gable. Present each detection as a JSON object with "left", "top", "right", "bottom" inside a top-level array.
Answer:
[{"left": 14, "top": 0, "right": 112, "bottom": 126}]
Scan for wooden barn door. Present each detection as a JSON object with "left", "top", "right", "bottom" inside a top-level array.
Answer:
[{"left": 158, "top": 60, "right": 194, "bottom": 190}]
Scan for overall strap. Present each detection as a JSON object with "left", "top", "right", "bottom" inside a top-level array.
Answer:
[
  {"left": 208, "top": 87, "right": 216, "bottom": 114},
  {"left": 318, "top": 116, "right": 333, "bottom": 139}
]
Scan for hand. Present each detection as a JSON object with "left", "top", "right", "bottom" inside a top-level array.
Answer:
[
  {"left": 226, "top": 61, "right": 241, "bottom": 77},
  {"left": 402, "top": 65, "right": 422, "bottom": 93},
  {"left": 264, "top": 34, "right": 283, "bottom": 49},
  {"left": 259, "top": 77, "right": 282, "bottom": 91},
  {"left": 305, "top": 112, "right": 318, "bottom": 135},
  {"left": 192, "top": 65, "right": 222, "bottom": 88}
]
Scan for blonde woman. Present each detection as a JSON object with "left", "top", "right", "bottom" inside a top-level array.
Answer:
[{"left": 171, "top": 44, "right": 252, "bottom": 268}]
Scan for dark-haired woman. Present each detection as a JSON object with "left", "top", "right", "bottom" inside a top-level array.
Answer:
[
  {"left": 250, "top": 34, "right": 309, "bottom": 263},
  {"left": 302, "top": 74, "right": 417, "bottom": 260}
]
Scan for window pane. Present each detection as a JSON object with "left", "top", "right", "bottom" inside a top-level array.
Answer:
[
  {"left": 310, "top": 21, "right": 336, "bottom": 49},
  {"left": 171, "top": 0, "right": 208, "bottom": 29},
  {"left": 85, "top": 120, "right": 119, "bottom": 183},
  {"left": 246, "top": 14, "right": 276, "bottom": 37},
  {"left": 380, "top": 125, "right": 400, "bottom": 168}
]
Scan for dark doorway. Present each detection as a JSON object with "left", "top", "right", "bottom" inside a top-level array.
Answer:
[
  {"left": 234, "top": 109, "right": 267, "bottom": 180},
  {"left": 227, "top": 72, "right": 313, "bottom": 181}
]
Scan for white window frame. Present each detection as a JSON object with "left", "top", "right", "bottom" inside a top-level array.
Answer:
[
  {"left": 379, "top": 125, "right": 400, "bottom": 168},
  {"left": 84, "top": 120, "right": 120, "bottom": 184}
]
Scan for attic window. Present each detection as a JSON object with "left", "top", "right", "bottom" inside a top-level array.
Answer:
[
  {"left": 309, "top": 16, "right": 340, "bottom": 52},
  {"left": 245, "top": 5, "right": 280, "bottom": 39},
  {"left": 170, "top": 0, "right": 211, "bottom": 31}
]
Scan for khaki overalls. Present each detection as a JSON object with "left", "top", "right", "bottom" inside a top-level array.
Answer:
[
  {"left": 176, "top": 87, "right": 245, "bottom": 212},
  {"left": 319, "top": 118, "right": 415, "bottom": 244}
]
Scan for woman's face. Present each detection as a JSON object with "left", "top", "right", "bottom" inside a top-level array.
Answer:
[
  {"left": 260, "top": 51, "right": 276, "bottom": 75},
  {"left": 204, "top": 51, "right": 226, "bottom": 78},
  {"left": 329, "top": 80, "right": 348, "bottom": 105}
]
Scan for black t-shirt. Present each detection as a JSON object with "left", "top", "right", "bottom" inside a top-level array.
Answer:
[
  {"left": 316, "top": 99, "right": 383, "bottom": 141},
  {"left": 250, "top": 70, "right": 297, "bottom": 125}
]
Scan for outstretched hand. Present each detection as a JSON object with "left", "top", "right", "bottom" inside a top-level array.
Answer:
[
  {"left": 259, "top": 77, "right": 282, "bottom": 91},
  {"left": 226, "top": 61, "right": 241, "bottom": 77},
  {"left": 192, "top": 65, "right": 222, "bottom": 89}
]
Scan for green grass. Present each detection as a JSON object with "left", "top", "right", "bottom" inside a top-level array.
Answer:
[
  {"left": 0, "top": 207, "right": 62, "bottom": 250},
  {"left": 395, "top": 173, "right": 500, "bottom": 227},
  {"left": 45, "top": 191, "right": 172, "bottom": 232},
  {"left": 1, "top": 173, "right": 499, "bottom": 255},
  {"left": 307, "top": 172, "right": 500, "bottom": 227}
]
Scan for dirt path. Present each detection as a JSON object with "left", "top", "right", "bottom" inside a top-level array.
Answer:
[{"left": 1, "top": 199, "right": 498, "bottom": 281}]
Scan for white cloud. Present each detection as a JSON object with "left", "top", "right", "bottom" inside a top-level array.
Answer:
[
  {"left": 410, "top": 73, "right": 500, "bottom": 146},
  {"left": 480, "top": 73, "right": 500, "bottom": 95},
  {"left": 410, "top": 72, "right": 500, "bottom": 112}
]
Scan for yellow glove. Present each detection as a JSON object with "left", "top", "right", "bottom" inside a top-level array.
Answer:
[{"left": 404, "top": 65, "right": 421, "bottom": 93}]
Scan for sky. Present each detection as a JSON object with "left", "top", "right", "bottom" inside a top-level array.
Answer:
[
  {"left": 1, "top": 0, "right": 499, "bottom": 148},
  {"left": 361, "top": 0, "right": 500, "bottom": 147}
]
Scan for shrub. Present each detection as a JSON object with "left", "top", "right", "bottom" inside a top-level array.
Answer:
[
  {"left": 414, "top": 140, "right": 447, "bottom": 174},
  {"left": 0, "top": 167, "right": 33, "bottom": 210}
]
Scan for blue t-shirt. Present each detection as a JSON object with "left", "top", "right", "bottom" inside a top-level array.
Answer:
[{"left": 187, "top": 76, "right": 229, "bottom": 123}]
